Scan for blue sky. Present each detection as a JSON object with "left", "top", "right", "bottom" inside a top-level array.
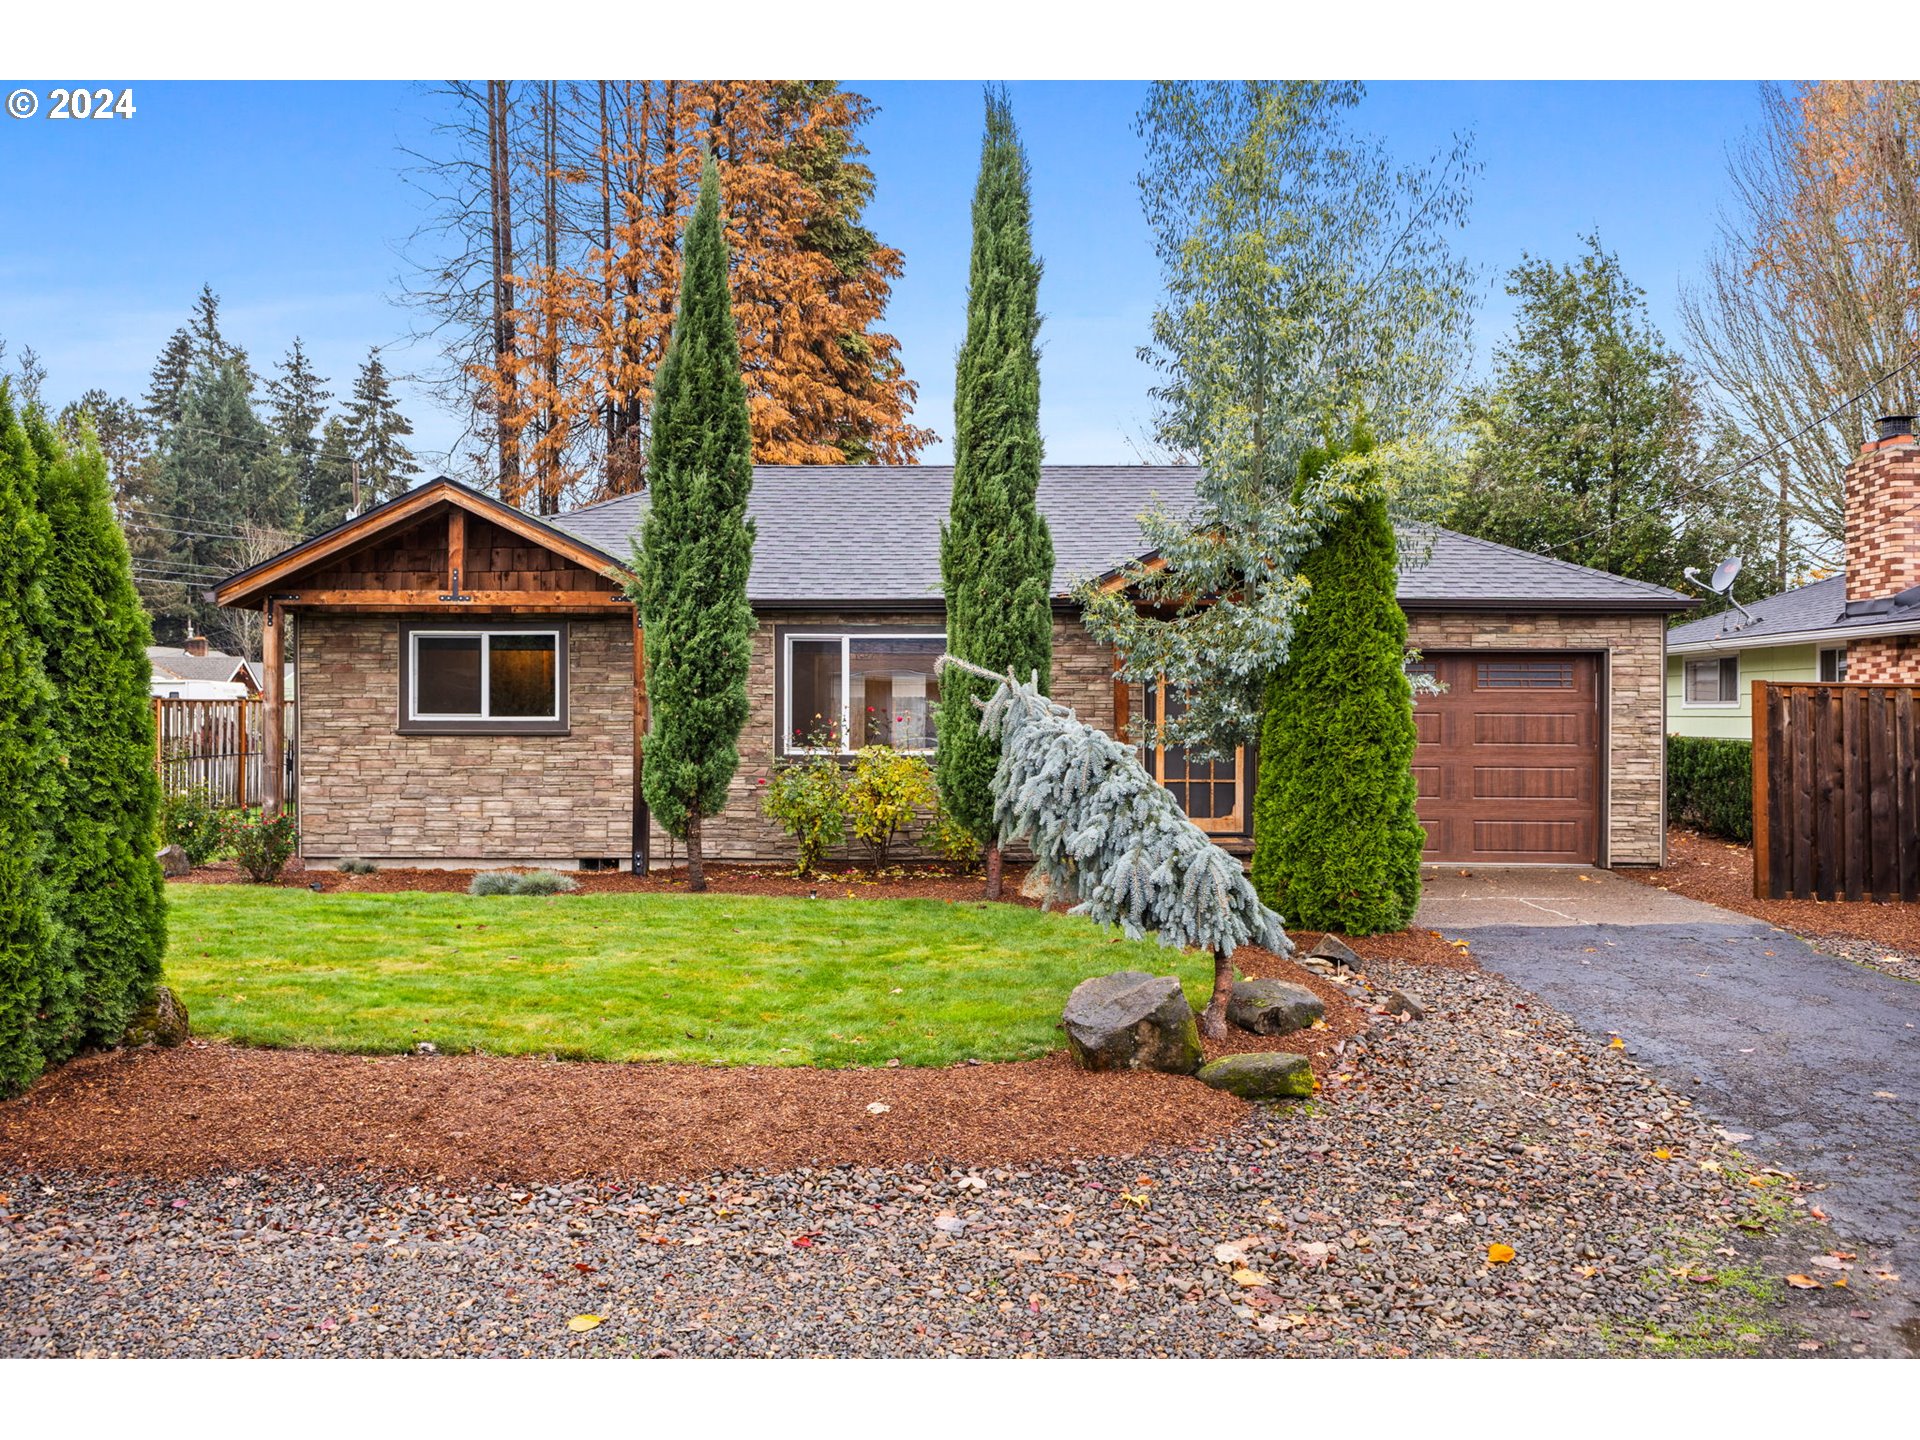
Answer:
[{"left": 0, "top": 79, "right": 1768, "bottom": 470}]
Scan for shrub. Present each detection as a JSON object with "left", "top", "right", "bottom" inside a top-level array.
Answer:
[
  {"left": 761, "top": 751, "right": 847, "bottom": 876},
  {"left": 468, "top": 870, "right": 578, "bottom": 896},
  {"left": 336, "top": 858, "right": 377, "bottom": 876},
  {"left": 160, "top": 786, "right": 228, "bottom": 866},
  {"left": 228, "top": 812, "right": 297, "bottom": 883},
  {"left": 845, "top": 745, "right": 937, "bottom": 872},
  {"left": 920, "top": 793, "right": 982, "bottom": 872},
  {"left": 1667, "top": 735, "right": 1752, "bottom": 843},
  {"left": 1250, "top": 423, "right": 1423, "bottom": 935}
]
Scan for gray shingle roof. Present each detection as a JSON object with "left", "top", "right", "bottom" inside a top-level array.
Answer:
[
  {"left": 552, "top": 465, "right": 1690, "bottom": 612},
  {"left": 146, "top": 646, "right": 254, "bottom": 684},
  {"left": 1667, "top": 573, "right": 1920, "bottom": 649}
]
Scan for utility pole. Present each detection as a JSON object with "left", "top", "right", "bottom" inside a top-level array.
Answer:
[{"left": 350, "top": 460, "right": 362, "bottom": 517}]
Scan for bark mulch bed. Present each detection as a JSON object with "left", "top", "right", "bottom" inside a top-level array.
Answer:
[
  {"left": 175, "top": 859, "right": 1007, "bottom": 902},
  {"left": 0, "top": 943, "right": 1385, "bottom": 1187},
  {"left": 1621, "top": 827, "right": 1920, "bottom": 953}
]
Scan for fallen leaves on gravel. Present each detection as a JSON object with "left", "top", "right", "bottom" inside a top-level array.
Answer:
[
  {"left": 567, "top": 1314, "right": 605, "bottom": 1332},
  {"left": 1785, "top": 1274, "right": 1822, "bottom": 1289},
  {"left": 1487, "top": 1243, "right": 1516, "bottom": 1264},
  {"left": 1231, "top": 1268, "right": 1271, "bottom": 1287}
]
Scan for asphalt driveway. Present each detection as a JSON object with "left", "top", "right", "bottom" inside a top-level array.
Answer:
[{"left": 1419, "top": 869, "right": 1920, "bottom": 1285}]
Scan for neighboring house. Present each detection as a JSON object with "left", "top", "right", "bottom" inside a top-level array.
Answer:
[
  {"left": 214, "top": 469, "right": 1691, "bottom": 872},
  {"left": 147, "top": 638, "right": 260, "bottom": 701},
  {"left": 1667, "top": 415, "right": 1920, "bottom": 739}
]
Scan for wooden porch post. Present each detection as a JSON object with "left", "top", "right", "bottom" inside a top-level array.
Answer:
[
  {"left": 262, "top": 599, "right": 285, "bottom": 817},
  {"left": 631, "top": 607, "right": 649, "bottom": 875},
  {"left": 446, "top": 506, "right": 466, "bottom": 597}
]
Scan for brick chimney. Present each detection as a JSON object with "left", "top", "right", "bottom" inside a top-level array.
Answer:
[
  {"left": 182, "top": 634, "right": 209, "bottom": 657},
  {"left": 1842, "top": 415, "right": 1920, "bottom": 682}
]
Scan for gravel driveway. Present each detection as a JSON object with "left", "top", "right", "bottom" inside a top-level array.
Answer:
[{"left": 3, "top": 959, "right": 1892, "bottom": 1357}]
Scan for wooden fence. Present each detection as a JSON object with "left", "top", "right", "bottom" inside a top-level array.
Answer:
[
  {"left": 153, "top": 696, "right": 294, "bottom": 810},
  {"left": 1751, "top": 681, "right": 1920, "bottom": 900}
]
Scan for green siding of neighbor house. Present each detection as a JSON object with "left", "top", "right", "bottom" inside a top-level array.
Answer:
[{"left": 1665, "top": 643, "right": 1819, "bottom": 740}]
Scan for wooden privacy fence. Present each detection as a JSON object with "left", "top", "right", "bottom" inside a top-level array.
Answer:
[
  {"left": 152, "top": 696, "right": 295, "bottom": 809},
  {"left": 1751, "top": 681, "right": 1920, "bottom": 901}
]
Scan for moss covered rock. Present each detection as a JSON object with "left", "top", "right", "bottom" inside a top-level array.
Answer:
[
  {"left": 1227, "top": 978, "right": 1325, "bottom": 1036},
  {"left": 122, "top": 984, "right": 188, "bottom": 1048},
  {"left": 1196, "top": 1051, "right": 1314, "bottom": 1101},
  {"left": 1062, "top": 971, "right": 1202, "bottom": 1074}
]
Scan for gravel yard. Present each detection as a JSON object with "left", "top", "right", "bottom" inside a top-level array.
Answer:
[{"left": 3, "top": 956, "right": 1891, "bottom": 1358}]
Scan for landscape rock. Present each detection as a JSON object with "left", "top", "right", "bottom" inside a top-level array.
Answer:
[
  {"left": 122, "top": 985, "right": 189, "bottom": 1047},
  {"left": 1018, "top": 865, "right": 1078, "bottom": 909},
  {"left": 1308, "top": 934, "right": 1362, "bottom": 972},
  {"left": 1227, "top": 978, "right": 1325, "bottom": 1036},
  {"left": 156, "top": 845, "right": 190, "bottom": 878},
  {"left": 1196, "top": 1052, "right": 1315, "bottom": 1101},
  {"left": 1385, "top": 989, "right": 1427, "bottom": 1020},
  {"left": 1062, "top": 971, "right": 1202, "bottom": 1074}
]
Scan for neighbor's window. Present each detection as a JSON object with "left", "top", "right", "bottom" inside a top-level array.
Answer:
[
  {"left": 781, "top": 630, "right": 944, "bottom": 753},
  {"left": 403, "top": 626, "right": 565, "bottom": 731},
  {"left": 1683, "top": 655, "right": 1740, "bottom": 705},
  {"left": 1819, "top": 647, "right": 1849, "bottom": 683}
]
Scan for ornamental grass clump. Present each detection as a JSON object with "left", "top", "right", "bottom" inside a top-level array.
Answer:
[
  {"left": 947, "top": 655, "right": 1288, "bottom": 1038},
  {"left": 468, "top": 870, "right": 578, "bottom": 897}
]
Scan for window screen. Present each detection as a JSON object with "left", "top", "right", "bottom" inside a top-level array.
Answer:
[{"left": 1683, "top": 656, "right": 1739, "bottom": 705}]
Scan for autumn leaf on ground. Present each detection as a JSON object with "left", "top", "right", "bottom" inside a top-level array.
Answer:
[
  {"left": 567, "top": 1314, "right": 605, "bottom": 1331},
  {"left": 1487, "top": 1243, "right": 1516, "bottom": 1264},
  {"left": 1609, "top": 1036, "right": 1625, "bottom": 1050},
  {"left": 1121, "top": 1191, "right": 1150, "bottom": 1208},
  {"left": 865, "top": 1102, "right": 890, "bottom": 1115},
  {"left": 1231, "top": 1268, "right": 1271, "bottom": 1287},
  {"left": 1785, "top": 1274, "right": 1822, "bottom": 1289},
  {"left": 1653, "top": 1148, "right": 1672, "bottom": 1161}
]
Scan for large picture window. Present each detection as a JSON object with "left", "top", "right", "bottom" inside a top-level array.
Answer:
[
  {"left": 400, "top": 624, "right": 567, "bottom": 733},
  {"left": 780, "top": 629, "right": 944, "bottom": 754}
]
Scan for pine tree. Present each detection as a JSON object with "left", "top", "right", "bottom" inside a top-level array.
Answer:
[
  {"left": 937, "top": 88, "right": 1053, "bottom": 901},
  {"left": 344, "top": 348, "right": 418, "bottom": 504},
  {"left": 267, "top": 339, "right": 332, "bottom": 529},
  {"left": 27, "top": 412, "right": 166, "bottom": 1050},
  {"left": 188, "top": 283, "right": 244, "bottom": 372},
  {"left": 0, "top": 383, "right": 60, "bottom": 1095},
  {"left": 952, "top": 656, "right": 1288, "bottom": 1039},
  {"left": 308, "top": 416, "right": 356, "bottom": 533},
  {"left": 142, "top": 329, "right": 195, "bottom": 429},
  {"left": 625, "top": 154, "right": 756, "bottom": 893},
  {"left": 1251, "top": 422, "right": 1424, "bottom": 934}
]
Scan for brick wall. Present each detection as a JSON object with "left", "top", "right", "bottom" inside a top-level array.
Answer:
[
  {"left": 1404, "top": 610, "right": 1669, "bottom": 866},
  {"left": 1845, "top": 436, "right": 1920, "bottom": 602},
  {"left": 1848, "top": 633, "right": 1920, "bottom": 683},
  {"left": 296, "top": 614, "right": 633, "bottom": 867}
]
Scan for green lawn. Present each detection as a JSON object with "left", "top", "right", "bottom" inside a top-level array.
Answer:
[{"left": 163, "top": 886, "right": 1212, "bottom": 1067}]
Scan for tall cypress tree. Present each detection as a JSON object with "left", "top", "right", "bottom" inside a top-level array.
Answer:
[
  {"left": 1250, "top": 420, "right": 1424, "bottom": 934},
  {"left": 937, "top": 87, "right": 1053, "bottom": 900},
  {"left": 30, "top": 411, "right": 167, "bottom": 1050},
  {"left": 626, "top": 154, "right": 756, "bottom": 893},
  {"left": 0, "top": 383, "right": 60, "bottom": 1095}
]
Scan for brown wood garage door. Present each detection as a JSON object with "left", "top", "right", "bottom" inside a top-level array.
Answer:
[{"left": 1410, "top": 652, "right": 1601, "bottom": 864}]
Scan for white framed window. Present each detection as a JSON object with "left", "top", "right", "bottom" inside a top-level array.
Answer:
[
  {"left": 1819, "top": 646, "right": 1849, "bottom": 682},
  {"left": 1683, "top": 655, "right": 1740, "bottom": 706},
  {"left": 401, "top": 624, "right": 566, "bottom": 732},
  {"left": 780, "top": 629, "right": 945, "bottom": 755}
]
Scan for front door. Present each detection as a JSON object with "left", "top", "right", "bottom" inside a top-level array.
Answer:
[{"left": 1145, "top": 677, "right": 1247, "bottom": 835}]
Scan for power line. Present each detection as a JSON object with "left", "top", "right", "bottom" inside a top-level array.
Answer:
[{"left": 1540, "top": 351, "right": 1920, "bottom": 559}]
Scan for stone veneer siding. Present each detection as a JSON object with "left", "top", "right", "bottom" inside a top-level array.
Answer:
[
  {"left": 652, "top": 611, "right": 1123, "bottom": 865},
  {"left": 1404, "top": 610, "right": 1669, "bottom": 866},
  {"left": 296, "top": 613, "right": 633, "bottom": 867}
]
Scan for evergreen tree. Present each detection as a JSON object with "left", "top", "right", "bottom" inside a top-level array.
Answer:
[
  {"left": 308, "top": 416, "right": 356, "bottom": 533},
  {"left": 952, "top": 656, "right": 1288, "bottom": 1039},
  {"left": 937, "top": 88, "right": 1053, "bottom": 902},
  {"left": 1251, "top": 422, "right": 1424, "bottom": 935},
  {"left": 267, "top": 339, "right": 332, "bottom": 527},
  {"left": 148, "top": 356, "right": 294, "bottom": 640},
  {"left": 142, "top": 328, "right": 195, "bottom": 429},
  {"left": 624, "top": 154, "right": 756, "bottom": 893},
  {"left": 57, "top": 390, "right": 149, "bottom": 503},
  {"left": 344, "top": 348, "right": 418, "bottom": 504},
  {"left": 188, "top": 283, "right": 244, "bottom": 372},
  {"left": 27, "top": 412, "right": 166, "bottom": 1050},
  {"left": 0, "top": 383, "right": 60, "bottom": 1095}
]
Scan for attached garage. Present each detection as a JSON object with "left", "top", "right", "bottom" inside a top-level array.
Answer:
[{"left": 1410, "top": 651, "right": 1603, "bottom": 864}]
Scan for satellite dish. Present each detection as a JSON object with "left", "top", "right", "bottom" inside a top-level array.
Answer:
[{"left": 1682, "top": 555, "right": 1756, "bottom": 627}]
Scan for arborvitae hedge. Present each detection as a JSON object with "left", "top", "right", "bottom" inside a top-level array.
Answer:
[
  {"left": 1250, "top": 432, "right": 1423, "bottom": 935},
  {"left": 0, "top": 385, "right": 60, "bottom": 1095},
  {"left": 31, "top": 411, "right": 167, "bottom": 1049},
  {"left": 1666, "top": 735, "right": 1752, "bottom": 843}
]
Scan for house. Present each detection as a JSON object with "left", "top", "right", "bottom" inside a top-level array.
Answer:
[
  {"left": 213, "top": 467, "right": 1692, "bottom": 872},
  {"left": 1667, "top": 415, "right": 1920, "bottom": 739},
  {"left": 147, "top": 637, "right": 261, "bottom": 700}
]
